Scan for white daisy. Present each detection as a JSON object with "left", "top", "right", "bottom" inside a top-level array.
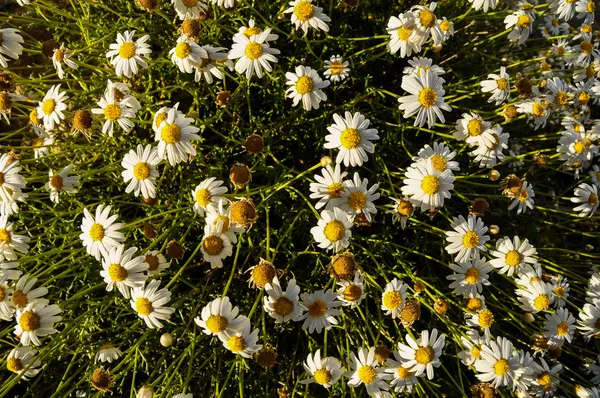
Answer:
[
  {"left": 467, "top": 308, "right": 495, "bottom": 339},
  {"left": 300, "top": 350, "right": 344, "bottom": 389},
  {"left": 384, "top": 351, "right": 420, "bottom": 394},
  {"left": 228, "top": 29, "right": 280, "bottom": 79},
  {"left": 0, "top": 216, "right": 30, "bottom": 261},
  {"left": 143, "top": 250, "right": 169, "bottom": 277},
  {"left": 0, "top": 273, "right": 13, "bottom": 320},
  {"left": 346, "top": 347, "right": 392, "bottom": 394},
  {"left": 578, "top": 300, "right": 600, "bottom": 341},
  {"left": 121, "top": 144, "right": 161, "bottom": 199},
  {"left": 170, "top": 35, "right": 206, "bottom": 74},
  {"left": 31, "top": 128, "right": 53, "bottom": 159},
  {"left": 218, "top": 318, "right": 262, "bottom": 358},
  {"left": 172, "top": 0, "right": 207, "bottom": 20},
  {"left": 336, "top": 271, "right": 365, "bottom": 308},
  {"left": 95, "top": 345, "right": 123, "bottom": 363},
  {"left": 100, "top": 245, "right": 148, "bottom": 298},
  {"left": 79, "top": 204, "right": 125, "bottom": 261},
  {"left": 0, "top": 152, "right": 27, "bottom": 216},
  {"left": 398, "top": 69, "right": 451, "bottom": 128},
  {"left": 324, "top": 111, "right": 379, "bottom": 167},
  {"left": 14, "top": 301, "right": 62, "bottom": 346},
  {"left": 0, "top": 28, "right": 24, "bottom": 68},
  {"left": 544, "top": 307, "right": 575, "bottom": 346},
  {"left": 91, "top": 88, "right": 137, "bottom": 136},
  {"left": 194, "top": 46, "right": 232, "bottom": 84},
  {"left": 386, "top": 12, "right": 423, "bottom": 58},
  {"left": 234, "top": 19, "right": 278, "bottom": 43},
  {"left": 505, "top": 9, "right": 535, "bottom": 44},
  {"left": 517, "top": 280, "right": 554, "bottom": 313},
  {"left": 480, "top": 67, "right": 510, "bottom": 105},
  {"left": 397, "top": 328, "right": 445, "bottom": 380},
  {"left": 474, "top": 336, "right": 520, "bottom": 388},
  {"left": 52, "top": 45, "right": 77, "bottom": 79},
  {"left": 324, "top": 55, "right": 350, "bottom": 82},
  {"left": 310, "top": 207, "right": 353, "bottom": 253},
  {"left": 411, "top": 2, "right": 444, "bottom": 45},
  {"left": 284, "top": 0, "right": 331, "bottom": 36},
  {"left": 205, "top": 199, "right": 244, "bottom": 244},
  {"left": 575, "top": 0, "right": 596, "bottom": 23},
  {"left": 401, "top": 161, "right": 455, "bottom": 212},
  {"left": 6, "top": 346, "right": 41, "bottom": 379},
  {"left": 195, "top": 296, "right": 248, "bottom": 338},
  {"left": 106, "top": 30, "right": 151, "bottom": 78},
  {"left": 508, "top": 181, "right": 535, "bottom": 215},
  {"left": 0, "top": 91, "right": 27, "bottom": 124},
  {"left": 531, "top": 357, "right": 562, "bottom": 396},
  {"left": 468, "top": 0, "right": 497, "bottom": 12},
  {"left": 412, "top": 142, "right": 459, "bottom": 172},
  {"left": 36, "top": 84, "right": 68, "bottom": 131},
  {"left": 447, "top": 255, "right": 492, "bottom": 296},
  {"left": 517, "top": 96, "right": 550, "bottom": 130},
  {"left": 263, "top": 276, "right": 302, "bottom": 323},
  {"left": 155, "top": 104, "right": 200, "bottom": 166},
  {"left": 339, "top": 173, "right": 379, "bottom": 223},
  {"left": 454, "top": 112, "right": 494, "bottom": 148},
  {"left": 445, "top": 215, "right": 490, "bottom": 263},
  {"left": 105, "top": 79, "right": 141, "bottom": 110},
  {"left": 554, "top": 0, "right": 578, "bottom": 20},
  {"left": 550, "top": 275, "right": 570, "bottom": 308},
  {"left": 45, "top": 164, "right": 79, "bottom": 204},
  {"left": 381, "top": 278, "right": 408, "bottom": 319},
  {"left": 489, "top": 235, "right": 537, "bottom": 277},
  {"left": 389, "top": 197, "right": 414, "bottom": 229},
  {"left": 298, "top": 289, "right": 342, "bottom": 334},
  {"left": 200, "top": 221, "right": 233, "bottom": 269},
  {"left": 309, "top": 164, "right": 348, "bottom": 210},
  {"left": 130, "top": 279, "right": 175, "bottom": 329},
  {"left": 285, "top": 65, "right": 330, "bottom": 111},
  {"left": 191, "top": 177, "right": 228, "bottom": 217},
  {"left": 0, "top": 261, "right": 22, "bottom": 281},
  {"left": 572, "top": 182, "right": 599, "bottom": 217},
  {"left": 457, "top": 329, "right": 488, "bottom": 367},
  {"left": 9, "top": 274, "right": 48, "bottom": 311},
  {"left": 470, "top": 125, "right": 509, "bottom": 168},
  {"left": 403, "top": 56, "right": 445, "bottom": 77}
]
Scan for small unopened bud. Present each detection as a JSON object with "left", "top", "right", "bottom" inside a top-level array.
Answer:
[
  {"left": 488, "top": 170, "right": 500, "bottom": 181},
  {"left": 489, "top": 225, "right": 499, "bottom": 235},
  {"left": 523, "top": 312, "right": 535, "bottom": 324},
  {"left": 137, "top": 385, "right": 153, "bottom": 398},
  {"left": 216, "top": 91, "right": 231, "bottom": 107},
  {"left": 320, "top": 156, "right": 332, "bottom": 167},
  {"left": 160, "top": 333, "right": 174, "bottom": 347}
]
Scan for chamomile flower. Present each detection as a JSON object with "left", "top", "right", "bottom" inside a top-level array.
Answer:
[
  {"left": 36, "top": 84, "right": 68, "bottom": 131},
  {"left": 554, "top": 0, "right": 578, "bottom": 20},
  {"left": 263, "top": 277, "right": 302, "bottom": 323},
  {"left": 550, "top": 275, "right": 570, "bottom": 308},
  {"left": 0, "top": 29, "right": 24, "bottom": 68},
  {"left": 79, "top": 204, "right": 125, "bottom": 261},
  {"left": 9, "top": 274, "right": 48, "bottom": 311},
  {"left": 398, "top": 69, "right": 451, "bottom": 128},
  {"left": 0, "top": 91, "right": 27, "bottom": 124},
  {"left": 218, "top": 318, "right": 262, "bottom": 358},
  {"left": 201, "top": 221, "right": 232, "bottom": 269},
  {"left": 300, "top": 350, "right": 344, "bottom": 389},
  {"left": 310, "top": 207, "right": 353, "bottom": 253},
  {"left": 532, "top": 358, "right": 562, "bottom": 396},
  {"left": 412, "top": 142, "right": 459, "bottom": 172},
  {"left": 401, "top": 161, "right": 455, "bottom": 212},
  {"left": 298, "top": 289, "right": 342, "bottom": 334},
  {"left": 575, "top": 40, "right": 600, "bottom": 67},
  {"left": 6, "top": 346, "right": 41, "bottom": 379},
  {"left": 489, "top": 236, "right": 537, "bottom": 277},
  {"left": 389, "top": 197, "right": 414, "bottom": 229},
  {"left": 464, "top": 292, "right": 486, "bottom": 312},
  {"left": 31, "top": 128, "right": 53, "bottom": 159},
  {"left": 572, "top": 182, "right": 599, "bottom": 217},
  {"left": 546, "top": 77, "right": 573, "bottom": 109},
  {"left": 474, "top": 336, "right": 520, "bottom": 389},
  {"left": 339, "top": 173, "right": 379, "bottom": 223},
  {"left": 195, "top": 296, "right": 248, "bottom": 337},
  {"left": 403, "top": 56, "right": 445, "bottom": 77},
  {"left": 386, "top": 12, "right": 423, "bottom": 58},
  {"left": 467, "top": 308, "right": 495, "bottom": 339},
  {"left": 468, "top": 0, "right": 497, "bottom": 12},
  {"left": 52, "top": 45, "right": 77, "bottom": 79},
  {"left": 517, "top": 96, "right": 550, "bottom": 130},
  {"left": 284, "top": 0, "right": 331, "bottom": 36},
  {"left": 309, "top": 164, "right": 348, "bottom": 210},
  {"left": 381, "top": 278, "right": 408, "bottom": 319},
  {"left": 235, "top": 19, "right": 278, "bottom": 43},
  {"left": 505, "top": 9, "right": 535, "bottom": 44},
  {"left": 336, "top": 271, "right": 365, "bottom": 308},
  {"left": 0, "top": 273, "right": 12, "bottom": 320},
  {"left": 445, "top": 215, "right": 490, "bottom": 263},
  {"left": 170, "top": 35, "right": 206, "bottom": 74},
  {"left": 575, "top": 0, "right": 596, "bottom": 23},
  {"left": 508, "top": 181, "right": 535, "bottom": 215},
  {"left": 14, "top": 301, "right": 62, "bottom": 346},
  {"left": 447, "top": 255, "right": 493, "bottom": 296},
  {"left": 578, "top": 300, "right": 600, "bottom": 340},
  {"left": 412, "top": 2, "right": 444, "bottom": 46},
  {"left": 121, "top": 144, "right": 160, "bottom": 199},
  {"left": 324, "top": 55, "right": 350, "bottom": 82},
  {"left": 397, "top": 328, "right": 445, "bottom": 380},
  {"left": 95, "top": 345, "right": 123, "bottom": 363},
  {"left": 438, "top": 17, "right": 454, "bottom": 42},
  {"left": 346, "top": 347, "right": 391, "bottom": 394},
  {"left": 481, "top": 67, "right": 510, "bottom": 105},
  {"left": 228, "top": 29, "right": 280, "bottom": 79},
  {"left": 194, "top": 46, "right": 232, "bottom": 84},
  {"left": 172, "top": 0, "right": 207, "bottom": 19},
  {"left": 384, "top": 351, "right": 420, "bottom": 394},
  {"left": 106, "top": 31, "right": 151, "bottom": 78},
  {"left": 0, "top": 216, "right": 30, "bottom": 261},
  {"left": 91, "top": 88, "right": 137, "bottom": 136},
  {"left": 142, "top": 251, "right": 169, "bottom": 277},
  {"left": 155, "top": 104, "right": 200, "bottom": 166},
  {"left": 205, "top": 199, "right": 243, "bottom": 244},
  {"left": 457, "top": 329, "right": 488, "bottom": 366},
  {"left": 191, "top": 178, "right": 228, "bottom": 217},
  {"left": 544, "top": 307, "right": 575, "bottom": 346},
  {"left": 100, "top": 245, "right": 148, "bottom": 298},
  {"left": 130, "top": 279, "right": 175, "bottom": 329},
  {"left": 0, "top": 152, "right": 27, "bottom": 216},
  {"left": 518, "top": 280, "right": 554, "bottom": 313},
  {"left": 324, "top": 111, "right": 380, "bottom": 167},
  {"left": 0, "top": 261, "right": 22, "bottom": 281},
  {"left": 285, "top": 65, "right": 330, "bottom": 111},
  {"left": 454, "top": 113, "right": 494, "bottom": 148}
]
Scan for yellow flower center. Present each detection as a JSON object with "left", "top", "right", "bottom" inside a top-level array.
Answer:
[
  {"left": 579, "top": 91, "right": 591, "bottom": 105},
  {"left": 431, "top": 155, "right": 447, "bottom": 171},
  {"left": 203, "top": 235, "right": 224, "bottom": 256},
  {"left": 206, "top": 314, "right": 228, "bottom": 333},
  {"left": 135, "top": 297, "right": 153, "bottom": 315},
  {"left": 243, "top": 27, "right": 261, "bottom": 37},
  {"left": 574, "top": 141, "right": 585, "bottom": 154},
  {"left": 323, "top": 220, "right": 345, "bottom": 242},
  {"left": 154, "top": 112, "right": 167, "bottom": 128},
  {"left": 440, "top": 20, "right": 451, "bottom": 31},
  {"left": 466, "top": 297, "right": 482, "bottom": 311},
  {"left": 556, "top": 321, "right": 570, "bottom": 336},
  {"left": 195, "top": 188, "right": 212, "bottom": 207},
  {"left": 214, "top": 215, "right": 230, "bottom": 231},
  {"left": 19, "top": 310, "right": 40, "bottom": 332},
  {"left": 587, "top": 1, "right": 595, "bottom": 13},
  {"left": 493, "top": 359, "right": 510, "bottom": 375},
  {"left": 244, "top": 42, "right": 263, "bottom": 60},
  {"left": 104, "top": 104, "right": 122, "bottom": 121},
  {"left": 397, "top": 366, "right": 413, "bottom": 379},
  {"left": 538, "top": 372, "right": 552, "bottom": 391},
  {"left": 175, "top": 42, "right": 191, "bottom": 59},
  {"left": 347, "top": 191, "right": 366, "bottom": 210},
  {"left": 295, "top": 76, "right": 314, "bottom": 95},
  {"left": 554, "top": 286, "right": 565, "bottom": 297},
  {"left": 419, "top": 9, "right": 436, "bottom": 28},
  {"left": 505, "top": 250, "right": 522, "bottom": 267},
  {"left": 89, "top": 223, "right": 105, "bottom": 241},
  {"left": 421, "top": 175, "right": 440, "bottom": 195},
  {"left": 462, "top": 231, "right": 480, "bottom": 249},
  {"left": 30, "top": 108, "right": 42, "bottom": 125},
  {"left": 464, "top": 267, "right": 480, "bottom": 284},
  {"left": 161, "top": 124, "right": 181, "bottom": 144},
  {"left": 551, "top": 18, "right": 559, "bottom": 27},
  {"left": 313, "top": 368, "right": 332, "bottom": 385},
  {"left": 581, "top": 41, "right": 593, "bottom": 55},
  {"left": 108, "top": 263, "right": 128, "bottom": 282},
  {"left": 531, "top": 276, "right": 541, "bottom": 283},
  {"left": 118, "top": 42, "right": 136, "bottom": 59},
  {"left": 588, "top": 193, "right": 598, "bottom": 206},
  {"left": 0, "top": 228, "right": 11, "bottom": 244},
  {"left": 7, "top": 357, "right": 23, "bottom": 373},
  {"left": 415, "top": 346, "right": 434, "bottom": 364},
  {"left": 496, "top": 78, "right": 508, "bottom": 90},
  {"left": 42, "top": 99, "right": 56, "bottom": 115},
  {"left": 273, "top": 297, "right": 293, "bottom": 316},
  {"left": 340, "top": 128, "right": 361, "bottom": 149},
  {"left": 343, "top": 284, "right": 363, "bottom": 301},
  {"left": 357, "top": 365, "right": 377, "bottom": 384},
  {"left": 329, "top": 61, "right": 344, "bottom": 75},
  {"left": 517, "top": 14, "right": 531, "bottom": 28},
  {"left": 467, "top": 119, "right": 484, "bottom": 137},
  {"left": 0, "top": 92, "right": 10, "bottom": 111},
  {"left": 307, "top": 299, "right": 327, "bottom": 317},
  {"left": 518, "top": 188, "right": 529, "bottom": 202},
  {"left": 478, "top": 309, "right": 494, "bottom": 328},
  {"left": 133, "top": 162, "right": 151, "bottom": 180},
  {"left": 396, "top": 200, "right": 413, "bottom": 217},
  {"left": 418, "top": 87, "right": 437, "bottom": 108},
  {"left": 583, "top": 24, "right": 593, "bottom": 33},
  {"left": 532, "top": 102, "right": 545, "bottom": 117},
  {"left": 555, "top": 91, "right": 570, "bottom": 106},
  {"left": 471, "top": 346, "right": 482, "bottom": 359},
  {"left": 145, "top": 255, "right": 159, "bottom": 271},
  {"left": 293, "top": 1, "right": 314, "bottom": 22},
  {"left": 50, "top": 175, "right": 63, "bottom": 190},
  {"left": 397, "top": 26, "right": 414, "bottom": 41},
  {"left": 327, "top": 182, "right": 344, "bottom": 198},
  {"left": 533, "top": 294, "right": 550, "bottom": 311},
  {"left": 383, "top": 290, "right": 403, "bottom": 310},
  {"left": 183, "top": 0, "right": 198, "bottom": 6},
  {"left": 227, "top": 336, "right": 245, "bottom": 353}
]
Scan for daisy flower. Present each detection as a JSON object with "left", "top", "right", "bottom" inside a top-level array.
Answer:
[
  {"left": 554, "top": 0, "right": 577, "bottom": 20},
  {"left": 0, "top": 91, "right": 27, "bottom": 124},
  {"left": 105, "top": 79, "right": 141, "bottom": 110},
  {"left": 79, "top": 204, "right": 124, "bottom": 261},
  {"left": 464, "top": 292, "right": 486, "bottom": 312},
  {"left": 195, "top": 296, "right": 248, "bottom": 337},
  {"left": 201, "top": 221, "right": 233, "bottom": 269},
  {"left": 438, "top": 17, "right": 454, "bottom": 42},
  {"left": 218, "top": 318, "right": 262, "bottom": 358},
  {"left": 457, "top": 329, "right": 488, "bottom": 367},
  {"left": 447, "top": 255, "right": 492, "bottom": 296},
  {"left": 572, "top": 182, "right": 599, "bottom": 217},
  {"left": 346, "top": 347, "right": 392, "bottom": 394},
  {"left": 121, "top": 144, "right": 160, "bottom": 199},
  {"left": 324, "top": 111, "right": 380, "bottom": 167},
  {"left": 550, "top": 275, "right": 570, "bottom": 308},
  {"left": 544, "top": 307, "right": 575, "bottom": 346},
  {"left": 518, "top": 280, "right": 554, "bottom": 313},
  {"left": 531, "top": 358, "right": 562, "bottom": 396},
  {"left": 263, "top": 277, "right": 302, "bottom": 323},
  {"left": 95, "top": 344, "right": 123, "bottom": 363},
  {"left": 143, "top": 251, "right": 169, "bottom": 277},
  {"left": 192, "top": 178, "right": 228, "bottom": 217},
  {"left": 339, "top": 173, "right": 379, "bottom": 223},
  {"left": 386, "top": 12, "right": 423, "bottom": 58},
  {"left": 100, "top": 245, "right": 148, "bottom": 298},
  {"left": 0, "top": 28, "right": 24, "bottom": 68},
  {"left": 468, "top": 0, "right": 497, "bottom": 12},
  {"left": 469, "top": 125, "right": 509, "bottom": 168},
  {"left": 106, "top": 30, "right": 151, "bottom": 78},
  {"left": 398, "top": 69, "right": 451, "bottom": 128},
  {"left": 578, "top": 300, "right": 600, "bottom": 341},
  {"left": 401, "top": 161, "right": 455, "bottom": 212},
  {"left": 397, "top": 328, "right": 445, "bottom": 380},
  {"left": 205, "top": 199, "right": 244, "bottom": 244},
  {"left": 575, "top": 0, "right": 596, "bottom": 23},
  {"left": 91, "top": 88, "right": 137, "bottom": 137},
  {"left": 130, "top": 279, "right": 175, "bottom": 329},
  {"left": 14, "top": 301, "right": 62, "bottom": 346},
  {"left": 36, "top": 84, "right": 68, "bottom": 131},
  {"left": 467, "top": 308, "right": 495, "bottom": 339},
  {"left": 0, "top": 261, "right": 22, "bottom": 281},
  {"left": 0, "top": 216, "right": 30, "bottom": 261},
  {"left": 389, "top": 197, "right": 414, "bottom": 229},
  {"left": 505, "top": 9, "right": 535, "bottom": 44},
  {"left": 9, "top": 274, "right": 48, "bottom": 311},
  {"left": 445, "top": 215, "right": 490, "bottom": 263},
  {"left": 45, "top": 164, "right": 79, "bottom": 204},
  {"left": 309, "top": 164, "right": 347, "bottom": 210},
  {"left": 170, "top": 35, "right": 206, "bottom": 74},
  {"left": 402, "top": 56, "right": 445, "bottom": 77},
  {"left": 0, "top": 152, "right": 27, "bottom": 216},
  {"left": 381, "top": 278, "right": 408, "bottom": 319},
  {"left": 194, "top": 46, "right": 232, "bottom": 84},
  {"left": 412, "top": 142, "right": 459, "bottom": 173},
  {"left": 228, "top": 29, "right": 280, "bottom": 79},
  {"left": 517, "top": 96, "right": 550, "bottom": 130},
  {"left": 155, "top": 104, "right": 200, "bottom": 166},
  {"left": 6, "top": 346, "right": 41, "bottom": 379},
  {"left": 384, "top": 351, "right": 420, "bottom": 394},
  {"left": 31, "top": 128, "right": 53, "bottom": 159},
  {"left": 474, "top": 336, "right": 520, "bottom": 389},
  {"left": 172, "top": 0, "right": 207, "bottom": 20},
  {"left": 285, "top": 65, "right": 330, "bottom": 111},
  {"left": 324, "top": 55, "right": 350, "bottom": 82},
  {"left": 454, "top": 112, "right": 494, "bottom": 148},
  {"left": 412, "top": 2, "right": 444, "bottom": 46},
  {"left": 489, "top": 236, "right": 537, "bottom": 277},
  {"left": 0, "top": 273, "right": 13, "bottom": 320},
  {"left": 300, "top": 350, "right": 344, "bottom": 389},
  {"left": 508, "top": 181, "right": 535, "bottom": 214},
  {"left": 298, "top": 289, "right": 342, "bottom": 334},
  {"left": 310, "top": 207, "right": 353, "bottom": 253},
  {"left": 336, "top": 271, "right": 365, "bottom": 308},
  {"left": 52, "top": 45, "right": 77, "bottom": 79},
  {"left": 284, "top": 0, "right": 331, "bottom": 36},
  {"left": 480, "top": 67, "right": 510, "bottom": 105},
  {"left": 234, "top": 19, "right": 279, "bottom": 43}
]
